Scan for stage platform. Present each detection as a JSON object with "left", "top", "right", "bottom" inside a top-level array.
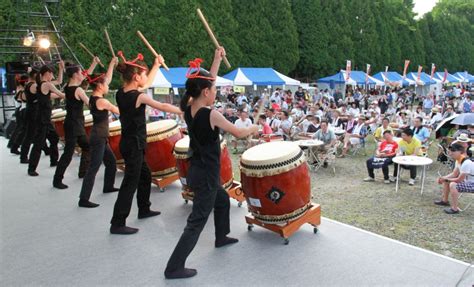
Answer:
[{"left": 1, "top": 137, "right": 472, "bottom": 286}]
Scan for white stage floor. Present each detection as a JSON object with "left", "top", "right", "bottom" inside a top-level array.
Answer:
[{"left": 1, "top": 137, "right": 472, "bottom": 286}]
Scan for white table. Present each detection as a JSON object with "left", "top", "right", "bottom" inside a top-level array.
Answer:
[
  {"left": 392, "top": 156, "right": 433, "bottom": 195},
  {"left": 297, "top": 139, "right": 324, "bottom": 168}
]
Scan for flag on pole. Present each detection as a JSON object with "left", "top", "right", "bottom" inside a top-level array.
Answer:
[
  {"left": 430, "top": 63, "right": 436, "bottom": 80},
  {"left": 402, "top": 60, "right": 410, "bottom": 79},
  {"left": 417, "top": 65, "right": 423, "bottom": 81},
  {"left": 346, "top": 60, "right": 351, "bottom": 81},
  {"left": 365, "top": 64, "right": 371, "bottom": 83},
  {"left": 443, "top": 69, "right": 448, "bottom": 83}
]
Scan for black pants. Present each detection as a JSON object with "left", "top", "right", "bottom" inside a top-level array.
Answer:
[
  {"left": 54, "top": 134, "right": 90, "bottom": 181},
  {"left": 9, "top": 108, "right": 26, "bottom": 151},
  {"left": 367, "top": 157, "right": 393, "bottom": 180},
  {"left": 79, "top": 137, "right": 116, "bottom": 200},
  {"left": 393, "top": 163, "right": 417, "bottom": 180},
  {"left": 110, "top": 141, "right": 151, "bottom": 226},
  {"left": 166, "top": 185, "right": 230, "bottom": 271},
  {"left": 28, "top": 122, "right": 59, "bottom": 172}
]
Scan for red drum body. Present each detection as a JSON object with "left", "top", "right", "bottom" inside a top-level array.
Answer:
[
  {"left": 145, "top": 120, "right": 183, "bottom": 179},
  {"left": 260, "top": 134, "right": 284, "bottom": 142},
  {"left": 173, "top": 136, "right": 233, "bottom": 190},
  {"left": 51, "top": 110, "right": 66, "bottom": 141},
  {"left": 108, "top": 120, "right": 123, "bottom": 165},
  {"left": 240, "top": 141, "right": 311, "bottom": 224}
]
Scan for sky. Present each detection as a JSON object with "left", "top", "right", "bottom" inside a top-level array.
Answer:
[{"left": 413, "top": 0, "right": 439, "bottom": 18}]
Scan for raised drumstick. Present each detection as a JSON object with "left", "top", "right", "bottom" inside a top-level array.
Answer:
[
  {"left": 104, "top": 28, "right": 115, "bottom": 57},
  {"left": 136, "top": 30, "right": 169, "bottom": 71},
  {"left": 79, "top": 42, "right": 105, "bottom": 67},
  {"left": 196, "top": 8, "right": 231, "bottom": 69}
]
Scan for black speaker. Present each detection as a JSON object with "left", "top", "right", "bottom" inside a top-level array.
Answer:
[{"left": 6, "top": 62, "right": 28, "bottom": 74}]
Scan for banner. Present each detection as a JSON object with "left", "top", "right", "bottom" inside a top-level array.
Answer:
[
  {"left": 417, "top": 65, "right": 423, "bottom": 81},
  {"left": 443, "top": 69, "right": 448, "bottom": 83},
  {"left": 365, "top": 64, "right": 371, "bottom": 83},
  {"left": 346, "top": 60, "right": 351, "bottom": 81},
  {"left": 430, "top": 63, "right": 436, "bottom": 80},
  {"left": 233, "top": 86, "right": 245, "bottom": 94},
  {"left": 402, "top": 60, "right": 410, "bottom": 79},
  {"left": 153, "top": 87, "right": 170, "bottom": 95}
]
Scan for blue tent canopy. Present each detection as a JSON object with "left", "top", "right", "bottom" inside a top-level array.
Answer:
[
  {"left": 151, "top": 67, "right": 233, "bottom": 88},
  {"left": 222, "top": 68, "right": 300, "bottom": 86},
  {"left": 433, "top": 72, "right": 462, "bottom": 83},
  {"left": 317, "top": 71, "right": 350, "bottom": 84},
  {"left": 453, "top": 72, "right": 474, "bottom": 83},
  {"left": 317, "top": 70, "right": 382, "bottom": 85},
  {"left": 372, "top": 71, "right": 415, "bottom": 86},
  {"left": 405, "top": 72, "right": 437, "bottom": 85}
]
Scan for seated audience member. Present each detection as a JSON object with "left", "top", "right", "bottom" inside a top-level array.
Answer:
[
  {"left": 339, "top": 116, "right": 368, "bottom": 157},
  {"left": 277, "top": 111, "right": 292, "bottom": 140},
  {"left": 393, "top": 128, "right": 422, "bottom": 185},
  {"left": 373, "top": 117, "right": 393, "bottom": 142},
  {"left": 434, "top": 143, "right": 474, "bottom": 214},
  {"left": 231, "top": 110, "right": 252, "bottom": 152},
  {"left": 313, "top": 120, "right": 336, "bottom": 168},
  {"left": 412, "top": 116, "right": 430, "bottom": 145},
  {"left": 258, "top": 114, "right": 272, "bottom": 135},
  {"left": 364, "top": 130, "right": 398, "bottom": 183}
]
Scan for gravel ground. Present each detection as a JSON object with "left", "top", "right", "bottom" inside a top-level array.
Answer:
[{"left": 229, "top": 136, "right": 474, "bottom": 263}]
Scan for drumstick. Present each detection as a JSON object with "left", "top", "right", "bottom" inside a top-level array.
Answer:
[
  {"left": 196, "top": 8, "right": 231, "bottom": 69},
  {"left": 104, "top": 28, "right": 115, "bottom": 57},
  {"left": 79, "top": 42, "right": 105, "bottom": 68},
  {"left": 136, "top": 31, "right": 169, "bottom": 71},
  {"left": 54, "top": 44, "right": 62, "bottom": 61}
]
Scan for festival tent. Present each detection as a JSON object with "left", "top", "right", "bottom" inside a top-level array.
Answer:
[
  {"left": 317, "top": 70, "right": 383, "bottom": 86},
  {"left": 432, "top": 72, "right": 462, "bottom": 84},
  {"left": 151, "top": 67, "right": 234, "bottom": 88},
  {"left": 222, "top": 68, "right": 300, "bottom": 86},
  {"left": 317, "top": 70, "right": 356, "bottom": 86},
  {"left": 372, "top": 71, "right": 415, "bottom": 86},
  {"left": 453, "top": 72, "right": 474, "bottom": 83},
  {"left": 405, "top": 72, "right": 437, "bottom": 85}
]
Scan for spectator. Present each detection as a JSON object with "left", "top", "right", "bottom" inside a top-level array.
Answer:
[
  {"left": 364, "top": 130, "right": 398, "bottom": 183},
  {"left": 231, "top": 111, "right": 252, "bottom": 152},
  {"left": 313, "top": 120, "right": 336, "bottom": 168},
  {"left": 339, "top": 116, "right": 368, "bottom": 158},
  {"left": 257, "top": 114, "right": 272, "bottom": 135},
  {"left": 393, "top": 128, "right": 422, "bottom": 185},
  {"left": 277, "top": 111, "right": 292, "bottom": 140},
  {"left": 374, "top": 117, "right": 393, "bottom": 142},
  {"left": 422, "top": 95, "right": 434, "bottom": 115},
  {"left": 434, "top": 143, "right": 474, "bottom": 214},
  {"left": 412, "top": 116, "right": 431, "bottom": 145}
]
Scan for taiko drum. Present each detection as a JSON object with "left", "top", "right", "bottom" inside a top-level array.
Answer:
[
  {"left": 51, "top": 110, "right": 66, "bottom": 141},
  {"left": 108, "top": 120, "right": 123, "bottom": 165}
]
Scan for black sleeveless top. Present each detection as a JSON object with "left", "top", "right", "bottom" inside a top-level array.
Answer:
[
  {"left": 24, "top": 82, "right": 37, "bottom": 108},
  {"left": 15, "top": 90, "right": 25, "bottom": 103},
  {"left": 64, "top": 85, "right": 86, "bottom": 137},
  {"left": 37, "top": 82, "right": 52, "bottom": 124},
  {"left": 89, "top": 96, "right": 109, "bottom": 139},
  {"left": 185, "top": 106, "right": 221, "bottom": 189},
  {"left": 116, "top": 88, "right": 146, "bottom": 149}
]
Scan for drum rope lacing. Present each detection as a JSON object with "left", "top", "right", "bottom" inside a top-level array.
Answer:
[
  {"left": 252, "top": 202, "right": 312, "bottom": 224},
  {"left": 240, "top": 149, "right": 306, "bottom": 177},
  {"left": 240, "top": 150, "right": 304, "bottom": 171}
]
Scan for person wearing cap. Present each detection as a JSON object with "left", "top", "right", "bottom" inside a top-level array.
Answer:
[
  {"left": 453, "top": 133, "right": 473, "bottom": 158},
  {"left": 434, "top": 143, "right": 474, "bottom": 214},
  {"left": 442, "top": 105, "right": 454, "bottom": 119},
  {"left": 339, "top": 116, "right": 367, "bottom": 158},
  {"left": 429, "top": 106, "right": 443, "bottom": 128}
]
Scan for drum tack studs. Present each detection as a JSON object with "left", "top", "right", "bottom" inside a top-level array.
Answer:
[
  {"left": 283, "top": 238, "right": 289, "bottom": 245},
  {"left": 313, "top": 227, "right": 318, "bottom": 234},
  {"left": 238, "top": 202, "right": 242, "bottom": 207},
  {"left": 247, "top": 225, "right": 253, "bottom": 231}
]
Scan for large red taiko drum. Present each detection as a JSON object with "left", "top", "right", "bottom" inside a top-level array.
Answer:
[
  {"left": 108, "top": 120, "right": 123, "bottom": 165},
  {"left": 240, "top": 141, "right": 311, "bottom": 224},
  {"left": 173, "top": 135, "right": 233, "bottom": 191},
  {"left": 145, "top": 120, "right": 183, "bottom": 179},
  {"left": 51, "top": 110, "right": 66, "bottom": 141}
]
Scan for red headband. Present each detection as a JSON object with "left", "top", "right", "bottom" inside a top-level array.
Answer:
[
  {"left": 15, "top": 75, "right": 28, "bottom": 84},
  {"left": 117, "top": 51, "right": 147, "bottom": 70},
  {"left": 86, "top": 73, "right": 106, "bottom": 84},
  {"left": 186, "top": 58, "right": 216, "bottom": 81}
]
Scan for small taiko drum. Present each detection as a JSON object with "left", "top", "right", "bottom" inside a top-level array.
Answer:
[
  {"left": 260, "top": 134, "right": 284, "bottom": 142},
  {"left": 51, "top": 110, "right": 67, "bottom": 141},
  {"left": 240, "top": 141, "right": 311, "bottom": 224},
  {"left": 173, "top": 135, "right": 233, "bottom": 191},
  {"left": 84, "top": 111, "right": 93, "bottom": 137},
  {"left": 145, "top": 120, "right": 183, "bottom": 179},
  {"left": 108, "top": 120, "right": 123, "bottom": 165}
]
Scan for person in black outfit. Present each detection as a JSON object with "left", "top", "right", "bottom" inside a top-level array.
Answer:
[
  {"left": 78, "top": 57, "right": 120, "bottom": 208},
  {"left": 20, "top": 68, "right": 40, "bottom": 163},
  {"left": 53, "top": 58, "right": 100, "bottom": 189},
  {"left": 109, "top": 51, "right": 182, "bottom": 235},
  {"left": 164, "top": 48, "right": 258, "bottom": 279},
  {"left": 8, "top": 75, "right": 29, "bottom": 155},
  {"left": 28, "top": 63, "right": 65, "bottom": 176}
]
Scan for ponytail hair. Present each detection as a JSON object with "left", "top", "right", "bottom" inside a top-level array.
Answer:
[
  {"left": 15, "top": 74, "right": 28, "bottom": 87},
  {"left": 180, "top": 68, "right": 214, "bottom": 111},
  {"left": 116, "top": 60, "right": 148, "bottom": 84},
  {"left": 36, "top": 65, "right": 54, "bottom": 86},
  {"left": 65, "top": 62, "right": 81, "bottom": 78}
]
